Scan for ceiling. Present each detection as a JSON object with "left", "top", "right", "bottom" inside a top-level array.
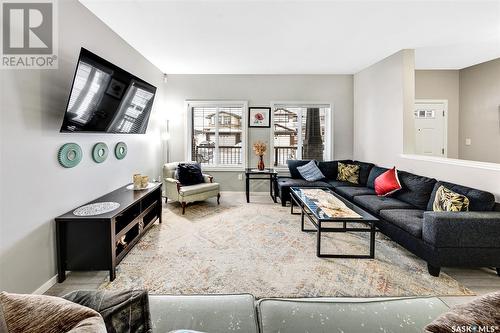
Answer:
[{"left": 80, "top": 0, "right": 500, "bottom": 74}]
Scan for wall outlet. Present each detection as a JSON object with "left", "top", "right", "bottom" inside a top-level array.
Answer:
[
  {"left": 238, "top": 174, "right": 243, "bottom": 180},
  {"left": 465, "top": 138, "right": 472, "bottom": 146}
]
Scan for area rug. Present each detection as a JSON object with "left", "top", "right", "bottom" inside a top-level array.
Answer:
[{"left": 99, "top": 196, "right": 474, "bottom": 298}]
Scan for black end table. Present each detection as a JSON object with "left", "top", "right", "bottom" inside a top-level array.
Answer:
[{"left": 245, "top": 168, "right": 278, "bottom": 203}]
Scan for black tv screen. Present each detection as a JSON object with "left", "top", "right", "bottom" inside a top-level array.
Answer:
[{"left": 60, "top": 48, "right": 157, "bottom": 134}]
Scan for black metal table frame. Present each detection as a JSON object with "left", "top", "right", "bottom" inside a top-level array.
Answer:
[
  {"left": 290, "top": 189, "right": 377, "bottom": 259},
  {"left": 245, "top": 169, "right": 277, "bottom": 203}
]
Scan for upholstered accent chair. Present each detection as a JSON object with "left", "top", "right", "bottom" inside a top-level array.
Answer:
[{"left": 163, "top": 162, "right": 220, "bottom": 214}]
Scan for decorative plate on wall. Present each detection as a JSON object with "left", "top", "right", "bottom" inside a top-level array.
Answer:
[
  {"left": 58, "top": 143, "right": 83, "bottom": 168},
  {"left": 115, "top": 142, "right": 127, "bottom": 160},
  {"left": 92, "top": 142, "right": 109, "bottom": 163}
]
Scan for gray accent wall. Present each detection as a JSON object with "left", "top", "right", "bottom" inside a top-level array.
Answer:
[
  {"left": 0, "top": 0, "right": 166, "bottom": 293},
  {"left": 164, "top": 74, "right": 354, "bottom": 191},
  {"left": 415, "top": 70, "right": 460, "bottom": 159},
  {"left": 459, "top": 58, "right": 500, "bottom": 163}
]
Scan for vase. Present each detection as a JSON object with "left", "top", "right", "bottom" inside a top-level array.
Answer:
[{"left": 257, "top": 155, "right": 265, "bottom": 170}]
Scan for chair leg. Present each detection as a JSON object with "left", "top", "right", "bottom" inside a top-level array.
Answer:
[
  {"left": 181, "top": 202, "right": 186, "bottom": 215},
  {"left": 217, "top": 193, "right": 221, "bottom": 205},
  {"left": 165, "top": 197, "right": 168, "bottom": 204},
  {"left": 427, "top": 263, "right": 441, "bottom": 277}
]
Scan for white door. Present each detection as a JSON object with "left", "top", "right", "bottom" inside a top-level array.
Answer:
[{"left": 414, "top": 101, "right": 447, "bottom": 157}]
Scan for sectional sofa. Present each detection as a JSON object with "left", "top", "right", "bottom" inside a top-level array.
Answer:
[{"left": 275, "top": 160, "right": 500, "bottom": 277}]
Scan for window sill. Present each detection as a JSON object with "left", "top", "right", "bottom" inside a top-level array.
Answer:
[{"left": 202, "top": 167, "right": 245, "bottom": 172}]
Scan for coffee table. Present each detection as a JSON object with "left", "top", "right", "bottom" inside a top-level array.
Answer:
[{"left": 290, "top": 187, "right": 379, "bottom": 258}]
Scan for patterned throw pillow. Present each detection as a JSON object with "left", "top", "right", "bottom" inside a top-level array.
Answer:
[
  {"left": 337, "top": 162, "right": 360, "bottom": 184},
  {"left": 297, "top": 160, "right": 325, "bottom": 181},
  {"left": 432, "top": 185, "right": 470, "bottom": 212},
  {"left": 0, "top": 291, "right": 106, "bottom": 333}
]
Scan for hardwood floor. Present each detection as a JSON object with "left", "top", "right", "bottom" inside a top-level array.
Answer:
[{"left": 45, "top": 192, "right": 500, "bottom": 307}]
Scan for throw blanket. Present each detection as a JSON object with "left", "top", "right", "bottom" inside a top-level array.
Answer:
[{"left": 63, "top": 290, "right": 152, "bottom": 333}]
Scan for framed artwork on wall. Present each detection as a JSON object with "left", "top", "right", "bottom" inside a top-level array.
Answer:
[{"left": 248, "top": 107, "right": 271, "bottom": 128}]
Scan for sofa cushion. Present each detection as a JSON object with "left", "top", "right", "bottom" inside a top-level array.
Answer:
[
  {"left": 379, "top": 209, "right": 425, "bottom": 238},
  {"left": 367, "top": 166, "right": 389, "bottom": 189},
  {"left": 325, "top": 179, "right": 362, "bottom": 188},
  {"left": 297, "top": 160, "right": 325, "bottom": 181},
  {"left": 0, "top": 292, "right": 106, "bottom": 333},
  {"left": 353, "top": 161, "right": 375, "bottom": 185},
  {"left": 149, "top": 294, "right": 258, "bottom": 333},
  {"left": 392, "top": 171, "right": 436, "bottom": 210},
  {"left": 374, "top": 167, "right": 402, "bottom": 196},
  {"left": 425, "top": 291, "right": 500, "bottom": 333},
  {"left": 353, "top": 195, "right": 414, "bottom": 214},
  {"left": 179, "top": 182, "right": 219, "bottom": 197},
  {"left": 335, "top": 186, "right": 376, "bottom": 201},
  {"left": 427, "top": 181, "right": 495, "bottom": 212},
  {"left": 287, "top": 160, "right": 315, "bottom": 179},
  {"left": 337, "top": 162, "right": 360, "bottom": 184},
  {"left": 317, "top": 160, "right": 353, "bottom": 180},
  {"left": 432, "top": 185, "right": 470, "bottom": 212},
  {"left": 257, "top": 297, "right": 449, "bottom": 333}
]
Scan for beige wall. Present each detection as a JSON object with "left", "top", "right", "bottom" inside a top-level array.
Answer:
[
  {"left": 415, "top": 70, "right": 460, "bottom": 158},
  {"left": 164, "top": 74, "right": 354, "bottom": 191},
  {"left": 354, "top": 50, "right": 500, "bottom": 200},
  {"left": 0, "top": 0, "right": 166, "bottom": 293},
  {"left": 459, "top": 58, "right": 500, "bottom": 163}
]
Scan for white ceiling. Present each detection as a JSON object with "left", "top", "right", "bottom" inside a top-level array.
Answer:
[{"left": 80, "top": 0, "right": 500, "bottom": 74}]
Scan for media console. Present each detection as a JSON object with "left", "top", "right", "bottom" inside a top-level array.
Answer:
[{"left": 55, "top": 182, "right": 162, "bottom": 282}]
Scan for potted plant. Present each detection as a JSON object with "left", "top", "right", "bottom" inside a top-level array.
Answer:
[{"left": 252, "top": 141, "right": 267, "bottom": 171}]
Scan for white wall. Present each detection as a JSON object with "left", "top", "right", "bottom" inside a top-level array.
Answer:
[
  {"left": 354, "top": 50, "right": 500, "bottom": 200},
  {"left": 0, "top": 0, "right": 166, "bottom": 293},
  {"left": 164, "top": 74, "right": 353, "bottom": 191}
]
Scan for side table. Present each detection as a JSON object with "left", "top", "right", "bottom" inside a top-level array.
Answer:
[{"left": 245, "top": 168, "right": 278, "bottom": 203}]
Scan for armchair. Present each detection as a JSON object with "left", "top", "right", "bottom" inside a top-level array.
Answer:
[{"left": 163, "top": 162, "right": 220, "bottom": 214}]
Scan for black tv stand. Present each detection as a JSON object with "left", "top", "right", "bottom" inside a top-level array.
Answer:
[{"left": 55, "top": 183, "right": 162, "bottom": 282}]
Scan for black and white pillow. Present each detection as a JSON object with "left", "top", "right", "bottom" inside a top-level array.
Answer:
[{"left": 297, "top": 160, "right": 325, "bottom": 181}]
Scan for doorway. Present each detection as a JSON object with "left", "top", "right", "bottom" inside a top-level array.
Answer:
[{"left": 414, "top": 100, "right": 447, "bottom": 157}]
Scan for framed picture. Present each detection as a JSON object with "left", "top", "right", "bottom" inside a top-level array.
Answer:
[
  {"left": 106, "top": 79, "right": 127, "bottom": 99},
  {"left": 248, "top": 107, "right": 271, "bottom": 128}
]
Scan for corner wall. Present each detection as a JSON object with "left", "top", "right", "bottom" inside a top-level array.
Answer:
[
  {"left": 353, "top": 50, "right": 500, "bottom": 200},
  {"left": 0, "top": 0, "right": 166, "bottom": 293}
]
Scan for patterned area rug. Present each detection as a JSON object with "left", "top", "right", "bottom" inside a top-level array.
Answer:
[{"left": 99, "top": 196, "right": 474, "bottom": 298}]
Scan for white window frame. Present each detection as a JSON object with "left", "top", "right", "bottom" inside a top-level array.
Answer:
[
  {"left": 186, "top": 100, "right": 248, "bottom": 171},
  {"left": 269, "top": 101, "right": 334, "bottom": 170}
]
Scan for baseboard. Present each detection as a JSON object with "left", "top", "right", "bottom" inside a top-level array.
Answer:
[{"left": 32, "top": 274, "right": 58, "bottom": 295}]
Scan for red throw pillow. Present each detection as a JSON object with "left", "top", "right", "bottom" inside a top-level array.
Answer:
[{"left": 374, "top": 167, "right": 402, "bottom": 196}]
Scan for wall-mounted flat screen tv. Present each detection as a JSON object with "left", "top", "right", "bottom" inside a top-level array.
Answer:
[{"left": 60, "top": 48, "right": 157, "bottom": 134}]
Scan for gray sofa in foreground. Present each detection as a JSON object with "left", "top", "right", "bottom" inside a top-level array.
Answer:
[{"left": 149, "top": 294, "right": 449, "bottom": 333}]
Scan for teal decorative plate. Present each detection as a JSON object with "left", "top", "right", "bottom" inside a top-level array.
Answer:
[
  {"left": 115, "top": 142, "right": 127, "bottom": 160},
  {"left": 58, "top": 143, "right": 82, "bottom": 168},
  {"left": 92, "top": 142, "right": 109, "bottom": 163}
]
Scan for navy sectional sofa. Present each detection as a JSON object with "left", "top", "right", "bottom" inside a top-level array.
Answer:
[{"left": 276, "top": 159, "right": 500, "bottom": 277}]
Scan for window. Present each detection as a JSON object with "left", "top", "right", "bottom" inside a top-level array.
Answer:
[
  {"left": 271, "top": 103, "right": 331, "bottom": 167},
  {"left": 188, "top": 102, "right": 247, "bottom": 168}
]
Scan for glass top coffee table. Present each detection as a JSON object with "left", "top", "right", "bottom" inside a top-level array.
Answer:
[{"left": 290, "top": 187, "right": 379, "bottom": 259}]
